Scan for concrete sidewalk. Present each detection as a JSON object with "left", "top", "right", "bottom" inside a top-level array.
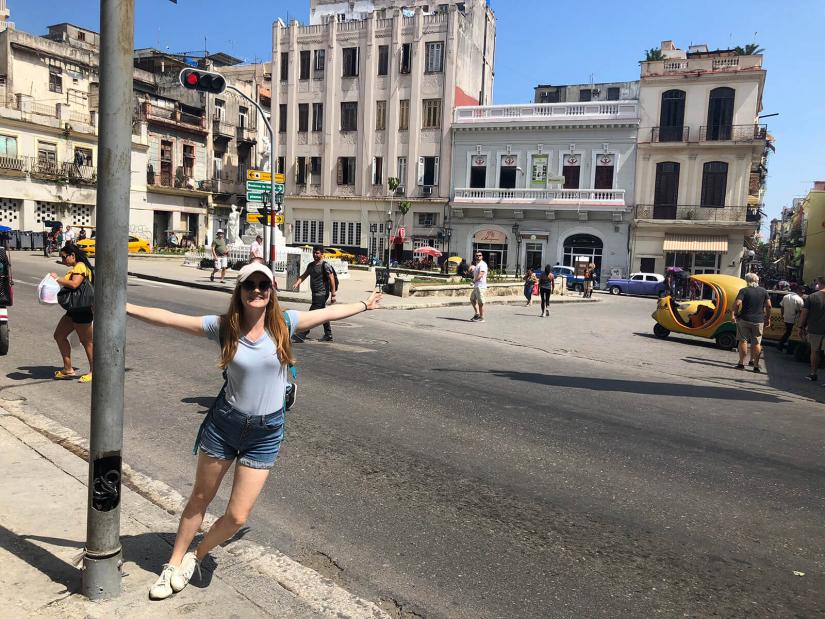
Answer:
[
  {"left": 0, "top": 402, "right": 389, "bottom": 618},
  {"left": 125, "top": 256, "right": 598, "bottom": 310}
]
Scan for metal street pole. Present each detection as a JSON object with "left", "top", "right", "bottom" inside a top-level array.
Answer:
[{"left": 82, "top": 0, "right": 133, "bottom": 600}]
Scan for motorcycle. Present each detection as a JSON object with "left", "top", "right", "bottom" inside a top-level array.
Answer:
[{"left": 0, "top": 244, "right": 11, "bottom": 355}]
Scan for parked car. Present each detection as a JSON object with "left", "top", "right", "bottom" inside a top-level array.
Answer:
[
  {"left": 323, "top": 247, "right": 356, "bottom": 262},
  {"left": 607, "top": 273, "right": 666, "bottom": 297},
  {"left": 77, "top": 235, "right": 152, "bottom": 257},
  {"left": 550, "top": 265, "right": 600, "bottom": 292}
]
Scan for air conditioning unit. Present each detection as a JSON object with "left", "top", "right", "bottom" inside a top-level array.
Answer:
[
  {"left": 395, "top": 186, "right": 405, "bottom": 196},
  {"left": 421, "top": 185, "right": 433, "bottom": 196}
]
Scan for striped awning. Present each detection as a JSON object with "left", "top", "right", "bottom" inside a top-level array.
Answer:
[{"left": 663, "top": 234, "right": 729, "bottom": 252}]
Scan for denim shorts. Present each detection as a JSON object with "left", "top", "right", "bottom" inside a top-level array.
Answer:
[{"left": 197, "top": 397, "right": 285, "bottom": 469}]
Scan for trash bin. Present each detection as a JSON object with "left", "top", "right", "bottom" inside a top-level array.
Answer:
[{"left": 31, "top": 231, "right": 44, "bottom": 250}]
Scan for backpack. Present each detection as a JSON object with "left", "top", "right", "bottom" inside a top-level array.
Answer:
[{"left": 323, "top": 261, "right": 340, "bottom": 291}]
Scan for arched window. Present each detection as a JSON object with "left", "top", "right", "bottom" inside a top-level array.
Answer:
[
  {"left": 562, "top": 234, "right": 603, "bottom": 272},
  {"left": 707, "top": 87, "right": 735, "bottom": 140},
  {"left": 700, "top": 161, "right": 728, "bottom": 208},
  {"left": 659, "top": 90, "right": 686, "bottom": 142}
]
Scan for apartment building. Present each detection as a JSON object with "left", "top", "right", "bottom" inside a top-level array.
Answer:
[
  {"left": 449, "top": 98, "right": 640, "bottom": 277},
  {"left": 534, "top": 81, "right": 639, "bottom": 104},
  {"left": 631, "top": 40, "right": 771, "bottom": 276},
  {"left": 0, "top": 14, "right": 149, "bottom": 236},
  {"left": 272, "top": 0, "right": 495, "bottom": 253}
]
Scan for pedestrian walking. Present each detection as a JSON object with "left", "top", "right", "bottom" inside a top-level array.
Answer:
[
  {"left": 470, "top": 251, "right": 488, "bottom": 322},
  {"left": 777, "top": 285, "right": 803, "bottom": 352},
  {"left": 50, "top": 243, "right": 94, "bottom": 383},
  {"left": 210, "top": 229, "right": 228, "bottom": 283},
  {"left": 798, "top": 276, "right": 825, "bottom": 381},
  {"left": 63, "top": 225, "right": 76, "bottom": 244},
  {"left": 248, "top": 234, "right": 264, "bottom": 263},
  {"left": 539, "top": 265, "right": 554, "bottom": 317},
  {"left": 583, "top": 262, "right": 596, "bottom": 298},
  {"left": 732, "top": 272, "right": 771, "bottom": 372},
  {"left": 291, "top": 245, "right": 337, "bottom": 342},
  {"left": 126, "top": 263, "right": 382, "bottom": 600},
  {"left": 523, "top": 270, "right": 538, "bottom": 306}
]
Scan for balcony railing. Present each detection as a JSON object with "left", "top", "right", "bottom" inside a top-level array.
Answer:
[
  {"left": 0, "top": 156, "right": 25, "bottom": 173},
  {"left": 635, "top": 204, "right": 758, "bottom": 223},
  {"left": 642, "top": 55, "right": 762, "bottom": 77},
  {"left": 30, "top": 157, "right": 61, "bottom": 178},
  {"left": 651, "top": 125, "right": 689, "bottom": 143},
  {"left": 142, "top": 101, "right": 206, "bottom": 132},
  {"left": 453, "top": 187, "right": 626, "bottom": 206},
  {"left": 454, "top": 101, "right": 639, "bottom": 125},
  {"left": 213, "top": 119, "right": 234, "bottom": 139},
  {"left": 699, "top": 124, "right": 767, "bottom": 143},
  {"left": 236, "top": 123, "right": 257, "bottom": 143}
]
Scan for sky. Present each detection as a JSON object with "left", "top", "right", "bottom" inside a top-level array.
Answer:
[{"left": 8, "top": 0, "right": 825, "bottom": 230}]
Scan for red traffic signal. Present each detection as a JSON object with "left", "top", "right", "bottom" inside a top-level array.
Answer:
[{"left": 179, "top": 68, "right": 226, "bottom": 94}]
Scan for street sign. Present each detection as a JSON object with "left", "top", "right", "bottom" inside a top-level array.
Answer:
[
  {"left": 247, "top": 191, "right": 265, "bottom": 202},
  {"left": 246, "top": 180, "right": 270, "bottom": 191},
  {"left": 246, "top": 204, "right": 260, "bottom": 213},
  {"left": 247, "top": 213, "right": 284, "bottom": 225},
  {"left": 247, "top": 169, "right": 285, "bottom": 184}
]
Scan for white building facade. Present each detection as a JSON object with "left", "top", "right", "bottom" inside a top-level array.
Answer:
[
  {"left": 449, "top": 100, "right": 640, "bottom": 279},
  {"left": 631, "top": 41, "right": 769, "bottom": 276}
]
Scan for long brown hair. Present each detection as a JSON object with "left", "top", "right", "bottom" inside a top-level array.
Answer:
[{"left": 217, "top": 284, "right": 296, "bottom": 369}]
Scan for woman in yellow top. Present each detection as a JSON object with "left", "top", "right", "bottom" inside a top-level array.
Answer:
[{"left": 50, "top": 242, "right": 94, "bottom": 382}]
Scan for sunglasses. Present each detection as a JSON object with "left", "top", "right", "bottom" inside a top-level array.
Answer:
[{"left": 241, "top": 279, "right": 272, "bottom": 292}]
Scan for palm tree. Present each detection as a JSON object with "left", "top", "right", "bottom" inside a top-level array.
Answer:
[
  {"left": 734, "top": 43, "right": 764, "bottom": 55},
  {"left": 644, "top": 48, "right": 664, "bottom": 61}
]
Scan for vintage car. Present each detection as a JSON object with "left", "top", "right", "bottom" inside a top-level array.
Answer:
[
  {"left": 323, "top": 247, "right": 356, "bottom": 262},
  {"left": 550, "top": 265, "right": 600, "bottom": 292},
  {"left": 607, "top": 273, "right": 666, "bottom": 297},
  {"left": 77, "top": 235, "right": 151, "bottom": 257}
]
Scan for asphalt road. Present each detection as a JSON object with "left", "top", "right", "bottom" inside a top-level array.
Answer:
[{"left": 2, "top": 252, "right": 824, "bottom": 618}]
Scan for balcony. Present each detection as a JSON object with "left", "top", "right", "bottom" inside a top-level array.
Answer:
[
  {"left": 213, "top": 118, "right": 234, "bottom": 141},
  {"left": 453, "top": 101, "right": 639, "bottom": 126},
  {"left": 635, "top": 204, "right": 757, "bottom": 224},
  {"left": 641, "top": 54, "right": 762, "bottom": 78},
  {"left": 202, "top": 175, "right": 244, "bottom": 195},
  {"left": 453, "top": 187, "right": 626, "bottom": 208},
  {"left": 0, "top": 155, "right": 26, "bottom": 176},
  {"left": 699, "top": 124, "right": 767, "bottom": 143},
  {"left": 142, "top": 101, "right": 207, "bottom": 134},
  {"left": 29, "top": 157, "right": 61, "bottom": 179},
  {"left": 236, "top": 123, "right": 257, "bottom": 144},
  {"left": 651, "top": 126, "right": 689, "bottom": 143}
]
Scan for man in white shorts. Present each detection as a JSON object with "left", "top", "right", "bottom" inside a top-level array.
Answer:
[
  {"left": 210, "top": 229, "right": 228, "bottom": 283},
  {"left": 470, "top": 251, "right": 488, "bottom": 322}
]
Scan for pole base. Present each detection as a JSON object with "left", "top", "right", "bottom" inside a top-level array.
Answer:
[{"left": 81, "top": 551, "right": 122, "bottom": 600}]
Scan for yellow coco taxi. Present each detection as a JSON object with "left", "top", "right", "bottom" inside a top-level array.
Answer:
[
  {"left": 651, "top": 273, "right": 746, "bottom": 350},
  {"left": 77, "top": 236, "right": 151, "bottom": 257}
]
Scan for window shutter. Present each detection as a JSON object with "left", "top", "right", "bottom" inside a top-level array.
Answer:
[
  {"left": 337, "top": 158, "right": 344, "bottom": 185},
  {"left": 417, "top": 157, "right": 425, "bottom": 186},
  {"left": 371, "top": 157, "right": 377, "bottom": 184},
  {"left": 433, "top": 156, "right": 440, "bottom": 185},
  {"left": 355, "top": 47, "right": 360, "bottom": 76}
]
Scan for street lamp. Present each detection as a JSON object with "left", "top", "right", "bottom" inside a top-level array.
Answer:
[
  {"left": 511, "top": 222, "right": 521, "bottom": 277},
  {"left": 442, "top": 225, "right": 452, "bottom": 273},
  {"left": 369, "top": 223, "right": 378, "bottom": 263}
]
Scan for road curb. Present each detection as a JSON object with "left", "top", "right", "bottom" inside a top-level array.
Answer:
[{"left": 0, "top": 400, "right": 391, "bottom": 619}]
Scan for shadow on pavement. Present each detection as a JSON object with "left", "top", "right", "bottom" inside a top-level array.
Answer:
[
  {"left": 181, "top": 396, "right": 216, "bottom": 414},
  {"left": 6, "top": 365, "right": 59, "bottom": 380},
  {"left": 0, "top": 524, "right": 78, "bottom": 593}
]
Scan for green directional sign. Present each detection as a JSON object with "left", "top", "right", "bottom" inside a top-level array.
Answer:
[
  {"left": 247, "top": 191, "right": 266, "bottom": 202},
  {"left": 246, "top": 180, "right": 270, "bottom": 191},
  {"left": 246, "top": 181, "right": 284, "bottom": 199}
]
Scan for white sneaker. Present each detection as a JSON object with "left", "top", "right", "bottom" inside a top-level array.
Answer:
[
  {"left": 171, "top": 551, "right": 201, "bottom": 592},
  {"left": 149, "top": 565, "right": 176, "bottom": 600}
]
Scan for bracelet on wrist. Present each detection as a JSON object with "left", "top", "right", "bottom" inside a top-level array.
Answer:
[{"left": 361, "top": 301, "right": 368, "bottom": 312}]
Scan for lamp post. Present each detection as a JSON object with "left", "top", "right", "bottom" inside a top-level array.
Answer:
[
  {"left": 442, "top": 225, "right": 452, "bottom": 273},
  {"left": 511, "top": 222, "right": 521, "bottom": 277},
  {"left": 369, "top": 223, "right": 378, "bottom": 263}
]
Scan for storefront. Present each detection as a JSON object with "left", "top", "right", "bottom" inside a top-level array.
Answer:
[
  {"left": 663, "top": 234, "right": 728, "bottom": 275},
  {"left": 472, "top": 229, "right": 509, "bottom": 271}
]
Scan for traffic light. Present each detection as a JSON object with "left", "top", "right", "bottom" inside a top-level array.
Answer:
[{"left": 179, "top": 68, "right": 226, "bottom": 94}]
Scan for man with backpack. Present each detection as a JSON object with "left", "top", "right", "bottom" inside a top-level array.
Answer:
[{"left": 292, "top": 245, "right": 337, "bottom": 342}]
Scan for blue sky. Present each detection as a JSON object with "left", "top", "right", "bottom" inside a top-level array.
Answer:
[{"left": 8, "top": 0, "right": 824, "bottom": 229}]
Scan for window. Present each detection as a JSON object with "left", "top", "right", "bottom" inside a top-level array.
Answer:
[
  {"left": 399, "top": 99, "right": 410, "bottom": 130},
  {"left": 397, "top": 157, "right": 407, "bottom": 186},
  {"left": 640, "top": 258, "right": 656, "bottom": 273},
  {"left": 400, "top": 43, "right": 412, "bottom": 74},
  {"left": 607, "top": 87, "right": 620, "bottom": 101},
  {"left": 277, "top": 156, "right": 285, "bottom": 174},
  {"left": 299, "top": 50, "right": 310, "bottom": 80},
  {"left": 77, "top": 31, "right": 86, "bottom": 42},
  {"left": 700, "top": 161, "right": 728, "bottom": 207},
  {"left": 309, "top": 156, "right": 322, "bottom": 184},
  {"left": 296, "top": 156, "right": 307, "bottom": 185},
  {"left": 214, "top": 100, "right": 225, "bottom": 120},
  {"left": 49, "top": 66, "right": 62, "bottom": 94},
  {"left": 562, "top": 156, "right": 580, "bottom": 189},
  {"left": 578, "top": 89, "right": 592, "bottom": 102},
  {"left": 238, "top": 106, "right": 248, "bottom": 128},
  {"left": 337, "top": 157, "right": 356, "bottom": 185},
  {"left": 654, "top": 162, "right": 680, "bottom": 217},
  {"left": 298, "top": 103, "right": 309, "bottom": 132},
  {"left": 342, "top": 47, "right": 359, "bottom": 77},
  {"left": 377, "top": 45, "right": 389, "bottom": 76},
  {"left": 707, "top": 87, "right": 735, "bottom": 140},
  {"left": 38, "top": 142, "right": 57, "bottom": 163},
  {"left": 183, "top": 144, "right": 194, "bottom": 177},
  {"left": 470, "top": 156, "right": 486, "bottom": 188},
  {"left": 418, "top": 213, "right": 437, "bottom": 226},
  {"left": 422, "top": 99, "right": 442, "bottom": 129},
  {"left": 0, "top": 135, "right": 18, "bottom": 158},
  {"left": 294, "top": 219, "right": 324, "bottom": 244},
  {"left": 373, "top": 157, "right": 383, "bottom": 185},
  {"left": 594, "top": 159, "right": 614, "bottom": 190},
  {"left": 313, "top": 49, "right": 325, "bottom": 76},
  {"left": 499, "top": 157, "right": 517, "bottom": 189},
  {"left": 659, "top": 90, "right": 686, "bottom": 142},
  {"left": 74, "top": 147, "right": 93, "bottom": 167},
  {"left": 539, "top": 89, "right": 560, "bottom": 103},
  {"left": 425, "top": 42, "right": 444, "bottom": 73},
  {"left": 280, "top": 52, "right": 289, "bottom": 82},
  {"left": 278, "top": 104, "right": 287, "bottom": 133},
  {"left": 341, "top": 102, "right": 358, "bottom": 131},
  {"left": 417, "top": 156, "right": 439, "bottom": 186},
  {"left": 312, "top": 103, "right": 323, "bottom": 131},
  {"left": 332, "top": 221, "right": 361, "bottom": 246},
  {"left": 376, "top": 100, "right": 387, "bottom": 131}
]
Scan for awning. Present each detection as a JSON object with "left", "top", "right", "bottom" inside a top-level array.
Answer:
[
  {"left": 747, "top": 195, "right": 760, "bottom": 206},
  {"left": 663, "top": 234, "right": 728, "bottom": 253}
]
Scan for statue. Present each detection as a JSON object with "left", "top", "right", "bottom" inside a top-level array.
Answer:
[{"left": 227, "top": 203, "right": 242, "bottom": 246}]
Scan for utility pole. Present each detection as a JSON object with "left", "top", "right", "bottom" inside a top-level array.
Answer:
[{"left": 82, "top": 0, "right": 134, "bottom": 599}]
